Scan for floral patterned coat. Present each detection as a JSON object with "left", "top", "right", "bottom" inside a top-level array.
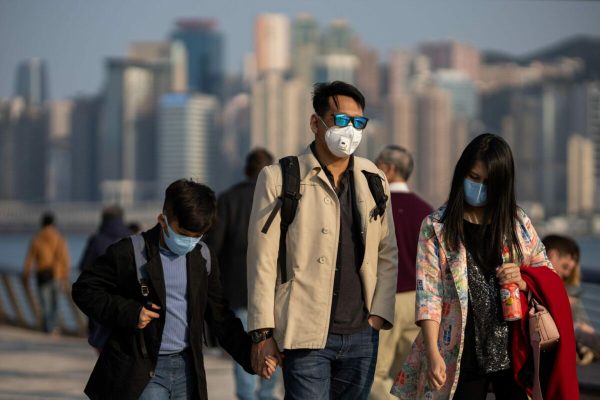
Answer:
[{"left": 391, "top": 206, "right": 551, "bottom": 399}]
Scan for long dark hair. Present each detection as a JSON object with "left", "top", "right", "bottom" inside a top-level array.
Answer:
[{"left": 441, "top": 133, "right": 523, "bottom": 263}]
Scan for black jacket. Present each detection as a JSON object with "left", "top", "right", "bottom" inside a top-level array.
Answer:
[
  {"left": 79, "top": 217, "right": 131, "bottom": 271},
  {"left": 205, "top": 180, "right": 256, "bottom": 309},
  {"left": 72, "top": 224, "right": 253, "bottom": 400}
]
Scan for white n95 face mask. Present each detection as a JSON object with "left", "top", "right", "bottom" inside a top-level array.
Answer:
[{"left": 319, "top": 117, "right": 363, "bottom": 158}]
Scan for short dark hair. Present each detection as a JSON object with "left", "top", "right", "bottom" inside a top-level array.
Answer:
[
  {"left": 245, "top": 148, "right": 274, "bottom": 180},
  {"left": 41, "top": 212, "right": 54, "bottom": 227},
  {"left": 101, "top": 205, "right": 123, "bottom": 223},
  {"left": 162, "top": 179, "right": 216, "bottom": 233},
  {"left": 312, "top": 81, "right": 366, "bottom": 117},
  {"left": 542, "top": 234, "right": 580, "bottom": 263}
]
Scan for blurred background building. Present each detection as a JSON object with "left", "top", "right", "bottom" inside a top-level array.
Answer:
[{"left": 1, "top": 10, "right": 600, "bottom": 233}]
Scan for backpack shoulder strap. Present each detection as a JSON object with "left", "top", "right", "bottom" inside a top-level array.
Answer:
[
  {"left": 260, "top": 156, "right": 302, "bottom": 233},
  {"left": 259, "top": 156, "right": 301, "bottom": 284},
  {"left": 361, "top": 170, "right": 389, "bottom": 221},
  {"left": 276, "top": 156, "right": 301, "bottom": 284},
  {"left": 198, "top": 241, "right": 211, "bottom": 275},
  {"left": 130, "top": 233, "right": 149, "bottom": 296}
]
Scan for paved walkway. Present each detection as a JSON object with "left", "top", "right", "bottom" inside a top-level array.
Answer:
[
  {"left": 1, "top": 324, "right": 598, "bottom": 399},
  {"left": 0, "top": 325, "right": 283, "bottom": 399}
]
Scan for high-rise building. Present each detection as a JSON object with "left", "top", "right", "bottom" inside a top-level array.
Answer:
[
  {"left": 14, "top": 106, "right": 47, "bottom": 202},
  {"left": 321, "top": 19, "right": 352, "bottom": 55},
  {"left": 71, "top": 96, "right": 101, "bottom": 202},
  {"left": 414, "top": 86, "right": 453, "bottom": 208},
  {"left": 0, "top": 98, "right": 26, "bottom": 200},
  {"left": 128, "top": 42, "right": 170, "bottom": 63},
  {"left": 99, "top": 58, "right": 169, "bottom": 202},
  {"left": 46, "top": 100, "right": 74, "bottom": 202},
  {"left": 568, "top": 134, "right": 595, "bottom": 215},
  {"left": 171, "top": 19, "right": 224, "bottom": 97},
  {"left": 14, "top": 58, "right": 48, "bottom": 108},
  {"left": 419, "top": 41, "right": 480, "bottom": 82},
  {"left": 433, "top": 69, "right": 478, "bottom": 120},
  {"left": 250, "top": 72, "right": 310, "bottom": 158},
  {"left": 255, "top": 14, "right": 291, "bottom": 75},
  {"left": 387, "top": 50, "right": 431, "bottom": 96},
  {"left": 314, "top": 54, "right": 358, "bottom": 84},
  {"left": 353, "top": 39, "right": 381, "bottom": 108},
  {"left": 384, "top": 95, "right": 416, "bottom": 151},
  {"left": 221, "top": 93, "right": 251, "bottom": 184},
  {"left": 157, "top": 93, "right": 219, "bottom": 193},
  {"left": 291, "top": 13, "right": 319, "bottom": 85}
]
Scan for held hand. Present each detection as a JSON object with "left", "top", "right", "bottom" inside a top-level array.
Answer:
[
  {"left": 137, "top": 303, "right": 161, "bottom": 329},
  {"left": 496, "top": 263, "right": 527, "bottom": 292},
  {"left": 368, "top": 315, "right": 385, "bottom": 331},
  {"left": 426, "top": 350, "right": 447, "bottom": 391},
  {"left": 260, "top": 355, "right": 279, "bottom": 379},
  {"left": 251, "top": 337, "right": 282, "bottom": 375}
]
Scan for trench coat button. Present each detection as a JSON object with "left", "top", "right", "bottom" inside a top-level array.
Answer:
[
  {"left": 324, "top": 197, "right": 331, "bottom": 204},
  {"left": 149, "top": 370, "right": 155, "bottom": 378},
  {"left": 318, "top": 257, "right": 326, "bottom": 264},
  {"left": 322, "top": 228, "right": 329, "bottom": 234}
]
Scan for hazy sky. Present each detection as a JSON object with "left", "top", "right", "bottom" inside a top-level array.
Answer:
[{"left": 1, "top": 0, "right": 599, "bottom": 100}]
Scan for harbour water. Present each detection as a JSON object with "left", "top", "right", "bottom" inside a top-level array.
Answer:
[{"left": 0, "top": 232, "right": 598, "bottom": 275}]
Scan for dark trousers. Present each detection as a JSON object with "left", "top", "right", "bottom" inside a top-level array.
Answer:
[
  {"left": 282, "top": 326, "right": 379, "bottom": 400},
  {"left": 453, "top": 369, "right": 528, "bottom": 400}
]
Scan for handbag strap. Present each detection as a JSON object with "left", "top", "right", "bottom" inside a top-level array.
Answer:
[{"left": 528, "top": 291, "right": 544, "bottom": 400}]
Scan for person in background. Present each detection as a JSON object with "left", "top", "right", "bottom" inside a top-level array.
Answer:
[
  {"left": 370, "top": 145, "right": 433, "bottom": 400},
  {"left": 23, "top": 212, "right": 70, "bottom": 333},
  {"left": 543, "top": 234, "right": 599, "bottom": 365},
  {"left": 79, "top": 205, "right": 130, "bottom": 272},
  {"left": 79, "top": 205, "right": 131, "bottom": 351},
  {"left": 206, "top": 148, "right": 279, "bottom": 400}
]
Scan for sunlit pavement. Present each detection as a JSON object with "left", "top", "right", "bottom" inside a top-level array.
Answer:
[{"left": 0, "top": 325, "right": 283, "bottom": 399}]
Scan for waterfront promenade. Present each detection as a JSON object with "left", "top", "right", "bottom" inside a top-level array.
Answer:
[
  {"left": 0, "top": 325, "right": 270, "bottom": 400},
  {"left": 0, "top": 324, "right": 599, "bottom": 399}
]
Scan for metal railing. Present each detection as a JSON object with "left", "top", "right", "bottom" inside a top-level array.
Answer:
[{"left": 0, "top": 270, "right": 86, "bottom": 336}]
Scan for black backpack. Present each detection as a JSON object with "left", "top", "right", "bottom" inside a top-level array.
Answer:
[{"left": 260, "top": 156, "right": 388, "bottom": 284}]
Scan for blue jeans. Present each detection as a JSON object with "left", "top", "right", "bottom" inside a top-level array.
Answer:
[
  {"left": 234, "top": 308, "right": 280, "bottom": 400},
  {"left": 38, "top": 280, "right": 58, "bottom": 333},
  {"left": 139, "top": 350, "right": 195, "bottom": 400},
  {"left": 282, "top": 326, "right": 379, "bottom": 400}
]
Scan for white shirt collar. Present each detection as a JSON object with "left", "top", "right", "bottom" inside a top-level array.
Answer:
[{"left": 389, "top": 182, "right": 410, "bottom": 193}]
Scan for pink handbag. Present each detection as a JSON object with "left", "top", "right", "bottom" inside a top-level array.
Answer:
[{"left": 528, "top": 292, "right": 560, "bottom": 400}]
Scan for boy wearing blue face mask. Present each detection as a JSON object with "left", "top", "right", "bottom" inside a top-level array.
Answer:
[{"left": 72, "top": 179, "right": 276, "bottom": 400}]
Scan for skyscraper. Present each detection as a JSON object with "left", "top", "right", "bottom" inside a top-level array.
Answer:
[
  {"left": 314, "top": 54, "right": 358, "bottom": 84},
  {"left": 14, "top": 58, "right": 48, "bottom": 108},
  {"left": 46, "top": 100, "right": 74, "bottom": 202},
  {"left": 353, "top": 39, "right": 381, "bottom": 108},
  {"left": 415, "top": 86, "right": 453, "bottom": 208},
  {"left": 291, "top": 13, "right": 319, "bottom": 85},
  {"left": 157, "top": 93, "right": 219, "bottom": 193},
  {"left": 71, "top": 96, "right": 101, "bottom": 202},
  {"left": 419, "top": 41, "right": 480, "bottom": 82},
  {"left": 568, "top": 134, "right": 595, "bottom": 215},
  {"left": 171, "top": 19, "right": 224, "bottom": 97},
  {"left": 255, "top": 14, "right": 291, "bottom": 75},
  {"left": 99, "top": 58, "right": 168, "bottom": 202},
  {"left": 321, "top": 19, "right": 353, "bottom": 55}
]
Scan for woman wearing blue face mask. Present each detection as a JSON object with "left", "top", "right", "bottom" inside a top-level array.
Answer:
[{"left": 392, "top": 133, "right": 563, "bottom": 399}]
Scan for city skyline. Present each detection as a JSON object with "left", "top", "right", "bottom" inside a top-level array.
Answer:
[{"left": 1, "top": 0, "right": 600, "bottom": 100}]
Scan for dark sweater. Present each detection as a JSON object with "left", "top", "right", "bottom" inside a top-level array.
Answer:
[{"left": 391, "top": 191, "right": 433, "bottom": 293}]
